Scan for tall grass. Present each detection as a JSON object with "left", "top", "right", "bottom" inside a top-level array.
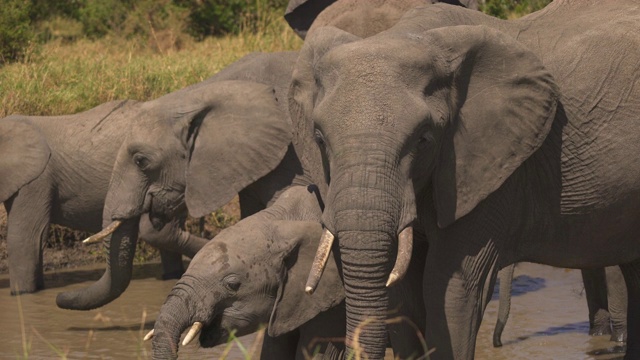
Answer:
[{"left": 0, "top": 10, "right": 302, "bottom": 118}]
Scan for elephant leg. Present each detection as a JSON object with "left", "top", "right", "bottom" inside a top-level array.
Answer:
[
  {"left": 606, "top": 265, "right": 628, "bottom": 343},
  {"left": 619, "top": 259, "right": 640, "bottom": 360},
  {"left": 424, "top": 232, "right": 499, "bottom": 360},
  {"left": 493, "top": 263, "right": 515, "bottom": 347},
  {"left": 582, "top": 267, "right": 612, "bottom": 336},
  {"left": 159, "top": 250, "right": 184, "bottom": 280},
  {"left": 5, "top": 178, "right": 52, "bottom": 294},
  {"left": 387, "top": 240, "right": 427, "bottom": 359},
  {"left": 297, "top": 304, "right": 346, "bottom": 359}
]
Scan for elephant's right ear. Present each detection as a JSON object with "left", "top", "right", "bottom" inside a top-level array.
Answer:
[
  {"left": 267, "top": 220, "right": 345, "bottom": 337},
  {"left": 284, "top": 0, "right": 337, "bottom": 39},
  {"left": 0, "top": 119, "right": 51, "bottom": 203},
  {"left": 289, "top": 26, "right": 361, "bottom": 198},
  {"left": 184, "top": 80, "right": 292, "bottom": 218}
]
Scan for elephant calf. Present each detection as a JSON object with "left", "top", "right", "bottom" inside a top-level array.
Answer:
[{"left": 149, "top": 186, "right": 428, "bottom": 360}]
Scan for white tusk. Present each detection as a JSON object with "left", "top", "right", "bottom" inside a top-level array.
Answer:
[
  {"left": 182, "top": 322, "right": 203, "bottom": 346},
  {"left": 305, "top": 228, "right": 335, "bottom": 295},
  {"left": 83, "top": 220, "right": 123, "bottom": 244},
  {"left": 143, "top": 329, "right": 154, "bottom": 341},
  {"left": 386, "top": 226, "right": 413, "bottom": 287}
]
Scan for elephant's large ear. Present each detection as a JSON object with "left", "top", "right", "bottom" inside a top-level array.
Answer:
[
  {"left": 183, "top": 80, "right": 292, "bottom": 218},
  {"left": 0, "top": 119, "right": 51, "bottom": 203},
  {"left": 267, "top": 220, "right": 344, "bottom": 337},
  {"left": 426, "top": 25, "right": 558, "bottom": 227},
  {"left": 284, "top": 0, "right": 337, "bottom": 39},
  {"left": 289, "top": 26, "right": 361, "bottom": 198}
]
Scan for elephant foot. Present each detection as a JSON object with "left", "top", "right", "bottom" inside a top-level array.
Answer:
[
  {"left": 10, "top": 280, "right": 44, "bottom": 295},
  {"left": 610, "top": 330, "right": 627, "bottom": 343},
  {"left": 589, "top": 311, "right": 612, "bottom": 336}
]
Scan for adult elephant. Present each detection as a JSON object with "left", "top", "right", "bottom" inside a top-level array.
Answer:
[
  {"left": 284, "top": 0, "right": 478, "bottom": 39},
  {"left": 493, "top": 264, "right": 627, "bottom": 347},
  {"left": 149, "top": 185, "right": 428, "bottom": 360},
  {"left": 55, "top": 51, "right": 305, "bottom": 311},
  {"left": 289, "top": 1, "right": 640, "bottom": 359},
  {"left": 0, "top": 105, "right": 207, "bottom": 294}
]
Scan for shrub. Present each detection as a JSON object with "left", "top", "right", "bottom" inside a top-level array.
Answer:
[
  {"left": 480, "top": 0, "right": 551, "bottom": 19},
  {"left": 0, "top": 0, "right": 34, "bottom": 64}
]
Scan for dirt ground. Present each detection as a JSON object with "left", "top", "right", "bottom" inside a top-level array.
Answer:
[{"left": 0, "top": 199, "right": 240, "bottom": 275}]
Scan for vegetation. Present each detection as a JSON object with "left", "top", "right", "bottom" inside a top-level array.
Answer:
[{"left": 480, "top": 0, "right": 552, "bottom": 19}]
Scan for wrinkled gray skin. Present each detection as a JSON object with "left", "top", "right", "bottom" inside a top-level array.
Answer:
[
  {"left": 55, "top": 52, "right": 306, "bottom": 311},
  {"left": 492, "top": 265, "right": 627, "bottom": 347},
  {"left": 284, "top": 0, "right": 477, "bottom": 39},
  {"left": 151, "top": 186, "right": 428, "bottom": 359},
  {"left": 289, "top": 1, "right": 640, "bottom": 359},
  {"left": 0, "top": 107, "right": 207, "bottom": 295}
]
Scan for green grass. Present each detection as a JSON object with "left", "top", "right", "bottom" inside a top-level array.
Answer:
[{"left": 0, "top": 13, "right": 302, "bottom": 117}]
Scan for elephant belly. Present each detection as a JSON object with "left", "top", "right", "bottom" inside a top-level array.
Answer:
[{"left": 523, "top": 198, "right": 640, "bottom": 268}]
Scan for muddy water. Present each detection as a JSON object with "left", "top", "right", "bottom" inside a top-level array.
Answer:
[{"left": 0, "top": 262, "right": 627, "bottom": 359}]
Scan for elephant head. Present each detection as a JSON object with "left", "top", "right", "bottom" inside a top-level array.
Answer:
[
  {"left": 55, "top": 76, "right": 293, "bottom": 310},
  {"left": 289, "top": 23, "right": 558, "bottom": 357},
  {"left": 149, "top": 186, "right": 344, "bottom": 359},
  {"left": 284, "top": 0, "right": 479, "bottom": 39}
]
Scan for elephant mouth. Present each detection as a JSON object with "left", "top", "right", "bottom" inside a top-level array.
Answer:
[{"left": 198, "top": 315, "right": 227, "bottom": 347}]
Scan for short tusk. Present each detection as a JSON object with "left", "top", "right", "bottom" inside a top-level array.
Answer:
[
  {"left": 305, "top": 228, "right": 335, "bottom": 295},
  {"left": 83, "top": 220, "right": 122, "bottom": 244},
  {"left": 386, "top": 226, "right": 413, "bottom": 287},
  {"left": 182, "top": 322, "right": 203, "bottom": 346},
  {"left": 143, "top": 329, "right": 154, "bottom": 341}
]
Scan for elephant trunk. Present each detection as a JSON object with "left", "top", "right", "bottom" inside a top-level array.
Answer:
[
  {"left": 340, "top": 230, "right": 392, "bottom": 359},
  {"left": 330, "top": 180, "right": 403, "bottom": 359},
  {"left": 152, "top": 292, "right": 192, "bottom": 360},
  {"left": 56, "top": 217, "right": 140, "bottom": 310}
]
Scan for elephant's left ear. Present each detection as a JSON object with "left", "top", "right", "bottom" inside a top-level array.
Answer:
[
  {"left": 426, "top": 25, "right": 559, "bottom": 227},
  {"left": 0, "top": 119, "right": 51, "bottom": 203},
  {"left": 267, "top": 220, "right": 345, "bottom": 337},
  {"left": 183, "top": 80, "right": 292, "bottom": 218}
]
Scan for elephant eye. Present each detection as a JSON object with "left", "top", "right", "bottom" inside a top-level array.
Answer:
[
  {"left": 314, "top": 128, "right": 326, "bottom": 147},
  {"left": 223, "top": 274, "right": 241, "bottom": 292},
  {"left": 133, "top": 154, "right": 150, "bottom": 170}
]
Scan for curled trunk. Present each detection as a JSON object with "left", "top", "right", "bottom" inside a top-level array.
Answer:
[{"left": 56, "top": 217, "right": 140, "bottom": 310}]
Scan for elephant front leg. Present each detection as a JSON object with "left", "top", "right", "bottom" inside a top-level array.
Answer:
[
  {"left": 424, "top": 234, "right": 499, "bottom": 360},
  {"left": 582, "top": 267, "right": 612, "bottom": 336},
  {"left": 606, "top": 265, "right": 628, "bottom": 343},
  {"left": 619, "top": 259, "right": 640, "bottom": 359},
  {"left": 5, "top": 180, "right": 52, "bottom": 294}
]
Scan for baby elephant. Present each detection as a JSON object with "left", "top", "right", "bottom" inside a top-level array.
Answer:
[{"left": 149, "top": 185, "right": 427, "bottom": 359}]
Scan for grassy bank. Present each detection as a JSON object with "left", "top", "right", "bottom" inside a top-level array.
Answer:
[{"left": 0, "top": 14, "right": 302, "bottom": 117}]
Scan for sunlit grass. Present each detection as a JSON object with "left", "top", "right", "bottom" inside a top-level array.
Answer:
[{"left": 0, "top": 13, "right": 302, "bottom": 118}]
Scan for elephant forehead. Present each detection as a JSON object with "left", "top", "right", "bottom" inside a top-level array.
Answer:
[{"left": 318, "top": 35, "right": 440, "bottom": 86}]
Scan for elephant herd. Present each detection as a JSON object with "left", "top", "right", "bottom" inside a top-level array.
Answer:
[{"left": 1, "top": 0, "right": 639, "bottom": 359}]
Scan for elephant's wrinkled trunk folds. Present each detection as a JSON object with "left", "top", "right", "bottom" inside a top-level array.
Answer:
[
  {"left": 56, "top": 217, "right": 139, "bottom": 310},
  {"left": 152, "top": 294, "right": 191, "bottom": 360},
  {"left": 331, "top": 173, "right": 408, "bottom": 359}
]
